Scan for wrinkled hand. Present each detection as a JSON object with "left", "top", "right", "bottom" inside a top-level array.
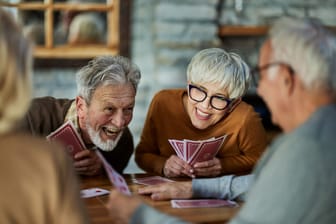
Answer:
[
  {"left": 163, "top": 155, "right": 195, "bottom": 178},
  {"left": 106, "top": 189, "right": 143, "bottom": 224},
  {"left": 138, "top": 181, "right": 193, "bottom": 201},
  {"left": 73, "top": 149, "right": 103, "bottom": 176},
  {"left": 193, "top": 157, "right": 222, "bottom": 177}
]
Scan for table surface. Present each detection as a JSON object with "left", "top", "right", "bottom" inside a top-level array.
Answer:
[{"left": 80, "top": 173, "right": 240, "bottom": 224}]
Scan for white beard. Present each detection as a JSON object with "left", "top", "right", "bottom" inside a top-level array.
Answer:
[{"left": 86, "top": 122, "right": 123, "bottom": 152}]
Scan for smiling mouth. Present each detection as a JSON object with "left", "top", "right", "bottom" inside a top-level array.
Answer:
[
  {"left": 102, "top": 127, "right": 120, "bottom": 136},
  {"left": 195, "top": 108, "right": 211, "bottom": 119}
]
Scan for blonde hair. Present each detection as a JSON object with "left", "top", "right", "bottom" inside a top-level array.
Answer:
[{"left": 0, "top": 9, "right": 33, "bottom": 134}]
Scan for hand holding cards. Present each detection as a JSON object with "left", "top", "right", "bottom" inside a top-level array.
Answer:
[
  {"left": 46, "top": 120, "right": 85, "bottom": 158},
  {"left": 169, "top": 135, "right": 227, "bottom": 165}
]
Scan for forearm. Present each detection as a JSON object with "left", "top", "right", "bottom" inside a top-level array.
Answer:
[
  {"left": 131, "top": 204, "right": 191, "bottom": 224},
  {"left": 192, "top": 174, "right": 253, "bottom": 201}
]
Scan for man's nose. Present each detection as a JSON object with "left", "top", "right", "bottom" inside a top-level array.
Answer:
[{"left": 110, "top": 111, "right": 125, "bottom": 128}]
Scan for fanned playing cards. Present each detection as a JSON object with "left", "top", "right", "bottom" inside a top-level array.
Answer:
[
  {"left": 46, "top": 120, "right": 85, "bottom": 158},
  {"left": 168, "top": 135, "right": 227, "bottom": 165}
]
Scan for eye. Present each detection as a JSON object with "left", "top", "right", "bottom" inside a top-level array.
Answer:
[
  {"left": 123, "top": 107, "right": 134, "bottom": 115},
  {"left": 105, "top": 107, "right": 115, "bottom": 114},
  {"left": 214, "top": 95, "right": 228, "bottom": 101}
]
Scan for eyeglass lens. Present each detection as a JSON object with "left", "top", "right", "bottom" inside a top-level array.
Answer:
[{"left": 189, "top": 85, "right": 229, "bottom": 110}]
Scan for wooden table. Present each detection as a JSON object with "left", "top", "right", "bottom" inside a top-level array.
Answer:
[{"left": 80, "top": 174, "right": 240, "bottom": 224}]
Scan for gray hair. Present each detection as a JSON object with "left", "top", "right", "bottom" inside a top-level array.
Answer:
[
  {"left": 76, "top": 55, "right": 141, "bottom": 103},
  {"left": 270, "top": 17, "right": 336, "bottom": 94},
  {"left": 186, "top": 48, "right": 250, "bottom": 99}
]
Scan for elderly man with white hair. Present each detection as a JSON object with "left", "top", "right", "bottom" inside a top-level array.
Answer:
[{"left": 105, "top": 16, "right": 336, "bottom": 224}]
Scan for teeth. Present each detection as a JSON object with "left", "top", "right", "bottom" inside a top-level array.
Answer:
[
  {"left": 196, "top": 108, "right": 210, "bottom": 118},
  {"left": 103, "top": 127, "right": 119, "bottom": 136}
]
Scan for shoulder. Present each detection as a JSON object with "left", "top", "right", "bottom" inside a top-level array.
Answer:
[
  {"left": 0, "top": 133, "right": 70, "bottom": 169},
  {"left": 149, "top": 89, "right": 185, "bottom": 109},
  {"left": 228, "top": 101, "right": 262, "bottom": 126},
  {"left": 152, "top": 89, "right": 184, "bottom": 101},
  {"left": 31, "top": 96, "right": 74, "bottom": 111}
]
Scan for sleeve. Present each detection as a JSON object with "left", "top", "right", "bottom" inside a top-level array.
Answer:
[
  {"left": 192, "top": 174, "right": 253, "bottom": 201},
  {"left": 15, "top": 97, "right": 72, "bottom": 136},
  {"left": 130, "top": 204, "right": 191, "bottom": 224},
  {"left": 229, "top": 139, "right": 321, "bottom": 224},
  {"left": 100, "top": 127, "right": 134, "bottom": 173},
  {"left": 135, "top": 94, "right": 168, "bottom": 175},
  {"left": 220, "top": 107, "right": 268, "bottom": 175},
  {"left": 49, "top": 142, "right": 89, "bottom": 224}
]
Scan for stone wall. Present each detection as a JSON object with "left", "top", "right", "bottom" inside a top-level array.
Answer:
[{"left": 32, "top": 0, "right": 336, "bottom": 173}]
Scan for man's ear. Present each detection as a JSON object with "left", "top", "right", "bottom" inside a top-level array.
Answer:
[
  {"left": 228, "top": 98, "right": 242, "bottom": 112},
  {"left": 76, "top": 96, "right": 86, "bottom": 118},
  {"left": 283, "top": 68, "right": 296, "bottom": 95}
]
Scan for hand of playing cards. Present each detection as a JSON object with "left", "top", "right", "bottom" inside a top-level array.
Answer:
[
  {"left": 168, "top": 135, "right": 227, "bottom": 165},
  {"left": 46, "top": 120, "right": 86, "bottom": 158}
]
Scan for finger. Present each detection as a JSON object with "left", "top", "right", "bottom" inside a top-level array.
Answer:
[
  {"left": 138, "top": 185, "right": 162, "bottom": 195},
  {"left": 73, "top": 158, "right": 92, "bottom": 168},
  {"left": 194, "top": 166, "right": 221, "bottom": 177},
  {"left": 151, "top": 192, "right": 171, "bottom": 201},
  {"left": 193, "top": 158, "right": 219, "bottom": 168},
  {"left": 73, "top": 149, "right": 90, "bottom": 160}
]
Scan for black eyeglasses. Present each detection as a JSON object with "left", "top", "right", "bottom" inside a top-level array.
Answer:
[
  {"left": 251, "top": 62, "right": 295, "bottom": 87},
  {"left": 187, "top": 84, "right": 233, "bottom": 110}
]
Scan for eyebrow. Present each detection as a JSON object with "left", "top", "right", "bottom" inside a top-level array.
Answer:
[{"left": 196, "top": 84, "right": 228, "bottom": 97}]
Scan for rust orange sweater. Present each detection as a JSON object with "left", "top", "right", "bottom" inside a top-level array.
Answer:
[{"left": 135, "top": 89, "right": 268, "bottom": 176}]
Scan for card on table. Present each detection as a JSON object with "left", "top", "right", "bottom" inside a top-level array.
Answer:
[
  {"left": 171, "top": 199, "right": 237, "bottom": 208},
  {"left": 133, "top": 176, "right": 175, "bottom": 186},
  {"left": 96, "top": 150, "right": 131, "bottom": 195},
  {"left": 46, "top": 120, "right": 85, "bottom": 158},
  {"left": 80, "top": 187, "right": 110, "bottom": 198}
]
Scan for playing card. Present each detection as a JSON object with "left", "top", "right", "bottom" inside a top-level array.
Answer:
[
  {"left": 184, "top": 140, "right": 202, "bottom": 163},
  {"left": 80, "top": 188, "right": 110, "bottom": 198},
  {"left": 171, "top": 199, "right": 237, "bottom": 208},
  {"left": 133, "top": 176, "right": 174, "bottom": 186},
  {"left": 189, "top": 135, "right": 227, "bottom": 165},
  {"left": 46, "top": 120, "right": 85, "bottom": 158},
  {"left": 168, "top": 139, "right": 185, "bottom": 159},
  {"left": 96, "top": 150, "right": 131, "bottom": 195}
]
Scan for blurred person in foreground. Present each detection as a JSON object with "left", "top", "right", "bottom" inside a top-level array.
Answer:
[
  {"left": 0, "top": 8, "right": 88, "bottom": 223},
  {"left": 135, "top": 48, "right": 267, "bottom": 178},
  {"left": 106, "top": 16, "right": 336, "bottom": 224},
  {"left": 16, "top": 55, "right": 141, "bottom": 176}
]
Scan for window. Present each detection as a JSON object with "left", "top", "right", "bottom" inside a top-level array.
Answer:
[{"left": 0, "top": 0, "right": 129, "bottom": 59}]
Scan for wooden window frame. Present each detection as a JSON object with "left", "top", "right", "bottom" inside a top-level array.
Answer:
[{"left": 0, "top": 0, "right": 130, "bottom": 59}]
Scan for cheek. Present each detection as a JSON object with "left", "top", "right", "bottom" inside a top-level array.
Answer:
[
  {"left": 212, "top": 111, "right": 226, "bottom": 121},
  {"left": 124, "top": 113, "right": 133, "bottom": 125}
]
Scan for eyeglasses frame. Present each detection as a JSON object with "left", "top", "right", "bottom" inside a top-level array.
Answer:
[
  {"left": 251, "top": 62, "right": 295, "bottom": 87},
  {"left": 187, "top": 83, "right": 234, "bottom": 110}
]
